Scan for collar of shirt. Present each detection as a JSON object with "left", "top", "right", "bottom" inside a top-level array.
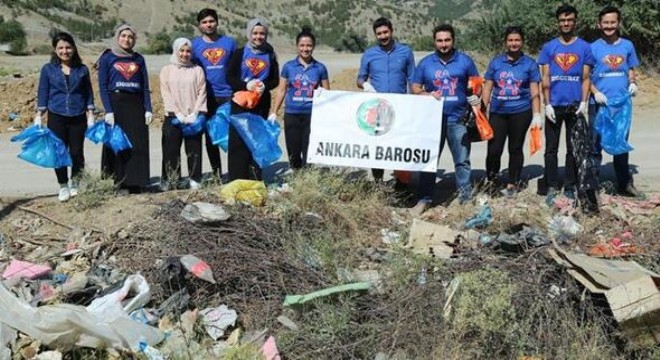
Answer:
[
  {"left": 433, "top": 49, "right": 458, "bottom": 64},
  {"left": 294, "top": 56, "right": 319, "bottom": 69},
  {"left": 376, "top": 41, "right": 400, "bottom": 55},
  {"left": 499, "top": 53, "right": 526, "bottom": 66}
]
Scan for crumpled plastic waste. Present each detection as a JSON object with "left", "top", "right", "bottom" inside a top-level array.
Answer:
[
  {"left": 10, "top": 125, "right": 72, "bottom": 168},
  {"left": 492, "top": 224, "right": 550, "bottom": 252},
  {"left": 547, "top": 215, "right": 583, "bottom": 243},
  {"left": 283, "top": 282, "right": 371, "bottom": 307},
  {"left": 199, "top": 305, "right": 237, "bottom": 340},
  {"left": 230, "top": 111, "right": 282, "bottom": 168},
  {"left": 2, "top": 259, "right": 51, "bottom": 280},
  {"left": 464, "top": 202, "right": 493, "bottom": 229},
  {"left": 206, "top": 103, "right": 231, "bottom": 152},
  {"left": 220, "top": 180, "right": 267, "bottom": 206},
  {"left": 587, "top": 232, "right": 642, "bottom": 258}
]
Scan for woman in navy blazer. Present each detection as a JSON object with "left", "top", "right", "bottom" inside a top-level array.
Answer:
[{"left": 35, "top": 32, "right": 95, "bottom": 202}]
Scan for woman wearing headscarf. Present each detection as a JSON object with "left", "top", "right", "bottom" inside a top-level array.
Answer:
[
  {"left": 159, "top": 38, "right": 207, "bottom": 190},
  {"left": 98, "top": 24, "right": 153, "bottom": 193},
  {"left": 226, "top": 17, "right": 280, "bottom": 181},
  {"left": 271, "top": 26, "right": 329, "bottom": 170},
  {"left": 35, "top": 32, "right": 95, "bottom": 202}
]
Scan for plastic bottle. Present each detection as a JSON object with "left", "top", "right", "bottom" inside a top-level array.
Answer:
[
  {"left": 416, "top": 266, "right": 427, "bottom": 285},
  {"left": 138, "top": 338, "right": 165, "bottom": 360},
  {"left": 180, "top": 255, "right": 217, "bottom": 284}
]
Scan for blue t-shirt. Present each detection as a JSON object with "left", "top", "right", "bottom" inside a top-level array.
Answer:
[
  {"left": 412, "top": 50, "right": 479, "bottom": 122},
  {"left": 192, "top": 35, "right": 237, "bottom": 98},
  {"left": 590, "top": 38, "right": 639, "bottom": 99},
  {"left": 538, "top": 37, "right": 594, "bottom": 106},
  {"left": 484, "top": 54, "right": 541, "bottom": 114},
  {"left": 240, "top": 47, "right": 272, "bottom": 82},
  {"left": 357, "top": 42, "right": 415, "bottom": 94},
  {"left": 281, "top": 57, "right": 329, "bottom": 115},
  {"left": 98, "top": 51, "right": 152, "bottom": 112}
]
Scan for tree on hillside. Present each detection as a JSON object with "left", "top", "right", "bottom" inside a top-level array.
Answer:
[{"left": 0, "top": 19, "right": 27, "bottom": 53}]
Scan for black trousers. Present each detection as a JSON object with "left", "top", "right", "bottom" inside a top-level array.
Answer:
[
  {"left": 486, "top": 109, "right": 532, "bottom": 185},
  {"left": 544, "top": 106, "right": 577, "bottom": 190},
  {"left": 284, "top": 113, "right": 311, "bottom": 169},
  {"left": 47, "top": 112, "right": 86, "bottom": 184},
  {"left": 161, "top": 116, "right": 203, "bottom": 183},
  {"left": 205, "top": 96, "right": 230, "bottom": 178}
]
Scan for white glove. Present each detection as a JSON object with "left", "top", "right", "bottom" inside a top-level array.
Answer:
[
  {"left": 545, "top": 105, "right": 556, "bottom": 123},
  {"left": 467, "top": 95, "right": 480, "bottom": 107},
  {"left": 246, "top": 79, "right": 259, "bottom": 92},
  {"left": 362, "top": 81, "right": 376, "bottom": 93},
  {"left": 255, "top": 80, "right": 265, "bottom": 94},
  {"left": 145, "top": 111, "right": 153, "bottom": 125},
  {"left": 430, "top": 91, "right": 443, "bottom": 101},
  {"left": 184, "top": 113, "right": 197, "bottom": 124},
  {"left": 593, "top": 91, "right": 608, "bottom": 105},
  {"left": 267, "top": 113, "right": 277, "bottom": 124},
  {"left": 86, "top": 113, "right": 95, "bottom": 127},
  {"left": 104, "top": 113, "right": 115, "bottom": 126},
  {"left": 628, "top": 83, "right": 638, "bottom": 96},
  {"left": 33, "top": 113, "right": 42, "bottom": 127},
  {"left": 175, "top": 112, "right": 186, "bottom": 124},
  {"left": 531, "top": 113, "right": 543, "bottom": 130},
  {"left": 575, "top": 101, "right": 588, "bottom": 118}
]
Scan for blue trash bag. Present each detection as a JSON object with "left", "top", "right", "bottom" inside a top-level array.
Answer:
[
  {"left": 85, "top": 121, "right": 108, "bottom": 144},
  {"left": 10, "top": 125, "right": 72, "bottom": 168},
  {"left": 206, "top": 103, "right": 231, "bottom": 152},
  {"left": 229, "top": 112, "right": 282, "bottom": 168},
  {"left": 172, "top": 114, "right": 206, "bottom": 137},
  {"left": 594, "top": 92, "right": 633, "bottom": 156},
  {"left": 106, "top": 124, "right": 133, "bottom": 154}
]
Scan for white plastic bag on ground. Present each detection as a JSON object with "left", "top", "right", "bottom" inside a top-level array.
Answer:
[
  {"left": 87, "top": 274, "right": 151, "bottom": 318},
  {"left": 1, "top": 323, "right": 16, "bottom": 360},
  {"left": 0, "top": 278, "right": 162, "bottom": 351}
]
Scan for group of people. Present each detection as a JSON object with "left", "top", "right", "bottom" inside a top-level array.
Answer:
[
  {"left": 356, "top": 5, "right": 639, "bottom": 213},
  {"left": 34, "top": 5, "right": 639, "bottom": 214}
]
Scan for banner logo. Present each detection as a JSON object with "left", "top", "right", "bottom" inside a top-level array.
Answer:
[{"left": 356, "top": 98, "right": 395, "bottom": 136}]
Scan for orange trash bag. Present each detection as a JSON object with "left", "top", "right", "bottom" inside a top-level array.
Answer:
[
  {"left": 232, "top": 89, "right": 262, "bottom": 109},
  {"left": 393, "top": 170, "right": 412, "bottom": 184},
  {"left": 467, "top": 76, "right": 494, "bottom": 141},
  {"left": 529, "top": 126, "right": 542, "bottom": 155}
]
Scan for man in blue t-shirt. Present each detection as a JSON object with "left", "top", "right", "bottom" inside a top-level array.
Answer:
[
  {"left": 357, "top": 17, "right": 415, "bottom": 183},
  {"left": 538, "top": 4, "right": 593, "bottom": 204},
  {"left": 191, "top": 8, "right": 237, "bottom": 180},
  {"left": 589, "top": 6, "right": 641, "bottom": 197},
  {"left": 411, "top": 24, "right": 481, "bottom": 209}
]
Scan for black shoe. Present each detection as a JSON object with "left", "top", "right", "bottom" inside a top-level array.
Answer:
[{"left": 619, "top": 183, "right": 641, "bottom": 197}]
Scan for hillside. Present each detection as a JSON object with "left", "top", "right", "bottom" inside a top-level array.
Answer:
[{"left": 0, "top": 0, "right": 478, "bottom": 52}]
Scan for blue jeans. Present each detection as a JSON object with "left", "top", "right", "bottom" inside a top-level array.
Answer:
[
  {"left": 418, "top": 120, "right": 472, "bottom": 200},
  {"left": 588, "top": 104, "right": 631, "bottom": 190}
]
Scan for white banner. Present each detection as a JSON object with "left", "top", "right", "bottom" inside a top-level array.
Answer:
[{"left": 307, "top": 90, "right": 443, "bottom": 172}]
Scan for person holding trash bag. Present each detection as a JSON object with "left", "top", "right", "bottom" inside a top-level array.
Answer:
[
  {"left": 192, "top": 8, "right": 237, "bottom": 180},
  {"left": 98, "top": 24, "right": 153, "bottom": 193},
  {"left": 411, "top": 24, "right": 481, "bottom": 211},
  {"left": 226, "top": 17, "right": 279, "bottom": 181},
  {"left": 538, "top": 5, "right": 594, "bottom": 205},
  {"left": 481, "top": 26, "right": 542, "bottom": 198},
  {"left": 159, "top": 37, "right": 208, "bottom": 191},
  {"left": 589, "top": 6, "right": 641, "bottom": 197},
  {"left": 35, "top": 32, "right": 95, "bottom": 202},
  {"left": 270, "top": 26, "right": 329, "bottom": 170}
]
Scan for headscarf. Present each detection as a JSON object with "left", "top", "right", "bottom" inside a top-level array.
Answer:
[
  {"left": 112, "top": 24, "right": 137, "bottom": 57},
  {"left": 170, "top": 37, "right": 193, "bottom": 67},
  {"left": 246, "top": 17, "right": 270, "bottom": 54}
]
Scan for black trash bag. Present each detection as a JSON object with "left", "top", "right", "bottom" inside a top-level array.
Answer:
[
  {"left": 568, "top": 104, "right": 600, "bottom": 213},
  {"left": 159, "top": 256, "right": 187, "bottom": 297}
]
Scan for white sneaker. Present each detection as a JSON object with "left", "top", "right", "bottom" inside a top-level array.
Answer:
[
  {"left": 58, "top": 187, "right": 70, "bottom": 202},
  {"left": 69, "top": 187, "right": 79, "bottom": 197},
  {"left": 189, "top": 179, "right": 201, "bottom": 190}
]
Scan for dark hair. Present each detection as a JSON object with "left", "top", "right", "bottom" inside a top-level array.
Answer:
[
  {"left": 504, "top": 26, "right": 525, "bottom": 41},
  {"left": 598, "top": 5, "right": 621, "bottom": 22},
  {"left": 372, "top": 17, "right": 393, "bottom": 32},
  {"left": 197, "top": 8, "right": 218, "bottom": 23},
  {"left": 433, "top": 24, "right": 455, "bottom": 40},
  {"left": 50, "top": 32, "right": 82, "bottom": 66},
  {"left": 296, "top": 25, "right": 316, "bottom": 46},
  {"left": 556, "top": 4, "right": 578, "bottom": 19}
]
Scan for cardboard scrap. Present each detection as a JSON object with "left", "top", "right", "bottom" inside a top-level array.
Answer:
[
  {"left": 407, "top": 218, "right": 458, "bottom": 258},
  {"left": 549, "top": 247, "right": 660, "bottom": 346}
]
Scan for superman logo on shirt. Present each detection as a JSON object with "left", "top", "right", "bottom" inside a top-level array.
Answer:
[
  {"left": 497, "top": 71, "right": 522, "bottom": 96},
  {"left": 113, "top": 62, "right": 139, "bottom": 80},
  {"left": 603, "top": 54, "right": 624, "bottom": 70},
  {"left": 244, "top": 58, "right": 267, "bottom": 77},
  {"left": 554, "top": 53, "right": 579, "bottom": 72},
  {"left": 203, "top": 48, "right": 225, "bottom": 66},
  {"left": 292, "top": 74, "right": 316, "bottom": 98},
  {"left": 432, "top": 70, "right": 458, "bottom": 96}
]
